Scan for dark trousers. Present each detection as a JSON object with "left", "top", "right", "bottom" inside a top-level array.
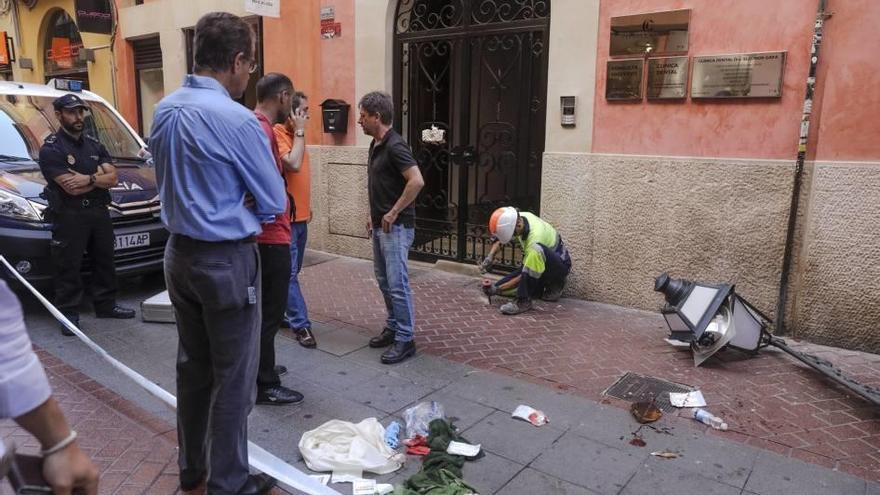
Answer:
[
  {"left": 257, "top": 243, "right": 291, "bottom": 388},
  {"left": 497, "top": 243, "right": 572, "bottom": 301},
  {"left": 164, "top": 234, "right": 261, "bottom": 495},
  {"left": 50, "top": 207, "right": 117, "bottom": 316}
]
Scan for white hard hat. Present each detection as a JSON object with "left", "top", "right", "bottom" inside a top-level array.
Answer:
[{"left": 489, "top": 207, "right": 518, "bottom": 244}]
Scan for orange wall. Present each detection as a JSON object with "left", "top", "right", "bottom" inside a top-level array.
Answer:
[
  {"left": 113, "top": 24, "right": 138, "bottom": 133},
  {"left": 263, "top": 1, "right": 323, "bottom": 140},
  {"left": 811, "top": 0, "right": 880, "bottom": 161},
  {"left": 318, "top": 0, "right": 356, "bottom": 145},
  {"left": 592, "top": 0, "right": 815, "bottom": 159}
]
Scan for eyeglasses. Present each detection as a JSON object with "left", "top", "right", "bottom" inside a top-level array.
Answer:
[{"left": 248, "top": 60, "right": 259, "bottom": 74}]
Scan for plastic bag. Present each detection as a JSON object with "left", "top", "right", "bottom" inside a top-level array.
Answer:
[
  {"left": 298, "top": 418, "right": 402, "bottom": 474},
  {"left": 403, "top": 401, "right": 445, "bottom": 439}
]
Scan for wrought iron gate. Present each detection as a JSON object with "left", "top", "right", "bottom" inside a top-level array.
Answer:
[{"left": 394, "top": 0, "right": 550, "bottom": 267}]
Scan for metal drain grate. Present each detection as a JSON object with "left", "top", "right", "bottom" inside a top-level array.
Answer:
[{"left": 603, "top": 372, "right": 695, "bottom": 412}]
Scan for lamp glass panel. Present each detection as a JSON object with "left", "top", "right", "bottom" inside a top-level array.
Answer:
[
  {"left": 663, "top": 311, "right": 689, "bottom": 331},
  {"left": 680, "top": 285, "right": 719, "bottom": 326},
  {"left": 729, "top": 296, "right": 763, "bottom": 351}
]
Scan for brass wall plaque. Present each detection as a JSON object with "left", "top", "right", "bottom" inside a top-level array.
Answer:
[
  {"left": 606, "top": 59, "right": 644, "bottom": 100},
  {"left": 647, "top": 57, "right": 688, "bottom": 99},
  {"left": 691, "top": 52, "right": 786, "bottom": 98},
  {"left": 610, "top": 9, "right": 690, "bottom": 57}
]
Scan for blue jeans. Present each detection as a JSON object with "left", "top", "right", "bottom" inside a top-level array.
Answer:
[
  {"left": 284, "top": 221, "right": 311, "bottom": 329},
  {"left": 372, "top": 224, "right": 415, "bottom": 342}
]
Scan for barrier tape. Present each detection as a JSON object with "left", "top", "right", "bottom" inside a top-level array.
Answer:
[{"left": 0, "top": 256, "right": 338, "bottom": 495}]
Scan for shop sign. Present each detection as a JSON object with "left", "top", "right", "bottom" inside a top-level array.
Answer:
[
  {"left": 0, "top": 32, "right": 10, "bottom": 66},
  {"left": 47, "top": 37, "right": 83, "bottom": 70},
  {"left": 245, "top": 0, "right": 280, "bottom": 18},
  {"left": 320, "top": 6, "right": 342, "bottom": 39},
  {"left": 691, "top": 52, "right": 786, "bottom": 98},
  {"left": 75, "top": 0, "right": 113, "bottom": 35}
]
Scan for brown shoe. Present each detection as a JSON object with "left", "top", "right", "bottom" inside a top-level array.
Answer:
[{"left": 295, "top": 327, "right": 317, "bottom": 348}]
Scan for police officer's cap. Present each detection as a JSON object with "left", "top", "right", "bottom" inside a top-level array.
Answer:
[{"left": 52, "top": 93, "right": 89, "bottom": 111}]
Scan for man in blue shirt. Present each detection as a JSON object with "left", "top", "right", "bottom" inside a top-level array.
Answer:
[{"left": 149, "top": 12, "right": 285, "bottom": 495}]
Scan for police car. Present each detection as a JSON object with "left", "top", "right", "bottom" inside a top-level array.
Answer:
[{"left": 0, "top": 79, "right": 167, "bottom": 288}]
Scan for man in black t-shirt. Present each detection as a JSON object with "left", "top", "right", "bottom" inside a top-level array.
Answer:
[
  {"left": 38, "top": 94, "right": 135, "bottom": 336},
  {"left": 358, "top": 91, "right": 424, "bottom": 364}
]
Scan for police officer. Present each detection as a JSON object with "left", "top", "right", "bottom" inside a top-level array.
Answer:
[{"left": 38, "top": 93, "right": 135, "bottom": 336}]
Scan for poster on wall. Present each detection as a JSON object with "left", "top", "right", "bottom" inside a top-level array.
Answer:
[
  {"left": 245, "top": 0, "right": 281, "bottom": 18},
  {"left": 691, "top": 52, "right": 786, "bottom": 98},
  {"left": 74, "top": 0, "right": 113, "bottom": 35},
  {"left": 320, "top": 6, "right": 342, "bottom": 39}
]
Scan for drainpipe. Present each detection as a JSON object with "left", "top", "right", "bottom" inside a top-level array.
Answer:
[{"left": 774, "top": 0, "right": 832, "bottom": 335}]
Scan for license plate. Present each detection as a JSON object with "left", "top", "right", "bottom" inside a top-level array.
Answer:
[{"left": 114, "top": 232, "right": 150, "bottom": 251}]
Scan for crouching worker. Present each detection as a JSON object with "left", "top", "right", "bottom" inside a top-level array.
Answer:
[{"left": 480, "top": 207, "right": 571, "bottom": 315}]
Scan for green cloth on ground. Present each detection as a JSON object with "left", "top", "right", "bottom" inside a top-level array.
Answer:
[{"left": 394, "top": 419, "right": 481, "bottom": 495}]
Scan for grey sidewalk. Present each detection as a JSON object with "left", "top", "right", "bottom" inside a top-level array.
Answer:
[{"left": 18, "top": 255, "right": 875, "bottom": 495}]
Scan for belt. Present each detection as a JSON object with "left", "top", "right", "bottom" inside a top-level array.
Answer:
[
  {"left": 171, "top": 233, "right": 257, "bottom": 246},
  {"left": 62, "top": 198, "right": 108, "bottom": 209}
]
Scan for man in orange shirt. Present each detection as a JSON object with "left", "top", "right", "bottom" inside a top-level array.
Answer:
[{"left": 275, "top": 92, "right": 315, "bottom": 348}]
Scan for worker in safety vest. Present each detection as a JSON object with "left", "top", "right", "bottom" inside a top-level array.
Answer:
[{"left": 480, "top": 207, "right": 572, "bottom": 315}]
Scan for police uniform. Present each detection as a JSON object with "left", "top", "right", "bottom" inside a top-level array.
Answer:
[{"left": 37, "top": 93, "right": 134, "bottom": 334}]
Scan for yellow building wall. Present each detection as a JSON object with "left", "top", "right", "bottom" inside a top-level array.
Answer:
[{"left": 12, "top": 0, "right": 115, "bottom": 104}]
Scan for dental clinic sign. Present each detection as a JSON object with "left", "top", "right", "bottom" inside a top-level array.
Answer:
[{"left": 245, "top": 0, "right": 280, "bottom": 18}]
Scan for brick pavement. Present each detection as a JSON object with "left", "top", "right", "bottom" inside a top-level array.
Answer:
[
  {"left": 300, "top": 255, "right": 880, "bottom": 482},
  {"left": 0, "top": 348, "right": 179, "bottom": 495}
]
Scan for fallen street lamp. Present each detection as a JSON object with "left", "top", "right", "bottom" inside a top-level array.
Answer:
[{"left": 654, "top": 273, "right": 880, "bottom": 407}]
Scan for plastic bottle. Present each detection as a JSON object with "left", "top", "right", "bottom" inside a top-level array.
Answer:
[{"left": 693, "top": 408, "right": 728, "bottom": 430}]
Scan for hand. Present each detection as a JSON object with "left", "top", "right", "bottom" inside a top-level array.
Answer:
[
  {"left": 381, "top": 209, "right": 399, "bottom": 233},
  {"left": 483, "top": 284, "right": 499, "bottom": 296},
  {"left": 478, "top": 256, "right": 493, "bottom": 274},
  {"left": 60, "top": 170, "right": 91, "bottom": 189},
  {"left": 244, "top": 193, "right": 256, "bottom": 210},
  {"left": 291, "top": 107, "right": 307, "bottom": 133},
  {"left": 42, "top": 442, "right": 99, "bottom": 495},
  {"left": 366, "top": 217, "right": 373, "bottom": 239}
]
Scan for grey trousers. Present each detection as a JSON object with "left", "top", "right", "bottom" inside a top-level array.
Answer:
[{"left": 165, "top": 234, "right": 261, "bottom": 495}]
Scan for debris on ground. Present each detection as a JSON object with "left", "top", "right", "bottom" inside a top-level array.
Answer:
[
  {"left": 446, "top": 441, "right": 481, "bottom": 457},
  {"left": 692, "top": 408, "right": 728, "bottom": 430},
  {"left": 404, "top": 401, "right": 446, "bottom": 438},
  {"left": 669, "top": 390, "right": 707, "bottom": 408},
  {"left": 651, "top": 451, "right": 681, "bottom": 459},
  {"left": 385, "top": 421, "right": 402, "bottom": 449},
  {"left": 404, "top": 435, "right": 431, "bottom": 456},
  {"left": 395, "top": 419, "right": 481, "bottom": 495},
  {"left": 299, "top": 418, "right": 403, "bottom": 475},
  {"left": 629, "top": 437, "right": 647, "bottom": 447},
  {"left": 630, "top": 399, "right": 663, "bottom": 423},
  {"left": 512, "top": 404, "right": 549, "bottom": 426}
]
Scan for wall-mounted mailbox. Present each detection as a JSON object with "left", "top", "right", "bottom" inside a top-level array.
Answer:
[{"left": 320, "top": 99, "right": 350, "bottom": 134}]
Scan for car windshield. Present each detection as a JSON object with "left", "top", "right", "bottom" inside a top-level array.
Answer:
[{"left": 0, "top": 94, "right": 143, "bottom": 161}]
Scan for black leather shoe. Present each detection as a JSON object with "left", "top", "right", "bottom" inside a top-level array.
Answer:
[
  {"left": 95, "top": 305, "right": 136, "bottom": 319},
  {"left": 369, "top": 327, "right": 396, "bottom": 348},
  {"left": 256, "top": 385, "right": 304, "bottom": 405},
  {"left": 60, "top": 318, "right": 77, "bottom": 337},
  {"left": 294, "top": 327, "right": 317, "bottom": 348},
  {"left": 237, "top": 473, "right": 277, "bottom": 495},
  {"left": 274, "top": 365, "right": 288, "bottom": 377},
  {"left": 381, "top": 340, "right": 416, "bottom": 364}
]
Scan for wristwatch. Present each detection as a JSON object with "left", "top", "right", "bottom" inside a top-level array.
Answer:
[
  {"left": 88, "top": 174, "right": 96, "bottom": 185},
  {"left": 295, "top": 129, "right": 305, "bottom": 137}
]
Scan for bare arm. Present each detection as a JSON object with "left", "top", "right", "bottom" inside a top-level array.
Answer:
[
  {"left": 92, "top": 163, "right": 118, "bottom": 189},
  {"left": 381, "top": 165, "right": 425, "bottom": 233},
  {"left": 15, "top": 398, "right": 99, "bottom": 495},
  {"left": 280, "top": 110, "right": 307, "bottom": 173}
]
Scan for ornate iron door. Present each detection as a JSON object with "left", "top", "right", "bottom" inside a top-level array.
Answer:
[{"left": 394, "top": 0, "right": 550, "bottom": 267}]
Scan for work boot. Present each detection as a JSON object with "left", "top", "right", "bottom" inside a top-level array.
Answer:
[
  {"left": 256, "top": 385, "right": 304, "bottom": 405},
  {"left": 95, "top": 305, "right": 136, "bottom": 319},
  {"left": 500, "top": 299, "right": 533, "bottom": 315},
  {"left": 381, "top": 340, "right": 416, "bottom": 364},
  {"left": 369, "top": 327, "right": 396, "bottom": 348},
  {"left": 542, "top": 281, "right": 566, "bottom": 302}
]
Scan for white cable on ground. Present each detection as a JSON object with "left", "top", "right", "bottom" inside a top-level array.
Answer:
[{"left": 0, "top": 255, "right": 339, "bottom": 495}]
